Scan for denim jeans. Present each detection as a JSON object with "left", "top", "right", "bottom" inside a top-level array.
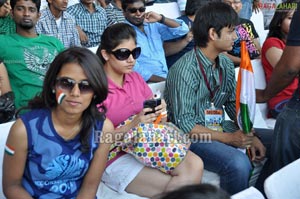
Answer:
[
  {"left": 190, "top": 141, "right": 252, "bottom": 195},
  {"left": 239, "top": 0, "right": 252, "bottom": 19},
  {"left": 255, "top": 91, "right": 300, "bottom": 196},
  {"left": 270, "top": 90, "right": 300, "bottom": 172},
  {"left": 190, "top": 128, "right": 273, "bottom": 195}
]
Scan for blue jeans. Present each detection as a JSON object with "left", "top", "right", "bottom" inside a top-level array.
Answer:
[
  {"left": 270, "top": 90, "right": 300, "bottom": 172},
  {"left": 190, "top": 128, "right": 273, "bottom": 195},
  {"left": 190, "top": 141, "right": 252, "bottom": 195},
  {"left": 239, "top": 0, "right": 252, "bottom": 19},
  {"left": 255, "top": 92, "right": 300, "bottom": 195}
]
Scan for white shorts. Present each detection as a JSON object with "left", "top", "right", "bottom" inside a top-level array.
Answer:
[{"left": 102, "top": 154, "right": 144, "bottom": 193}]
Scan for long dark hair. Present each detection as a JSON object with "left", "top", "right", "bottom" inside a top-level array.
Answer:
[
  {"left": 19, "top": 47, "right": 108, "bottom": 152},
  {"left": 96, "top": 22, "right": 137, "bottom": 63},
  {"left": 267, "top": 0, "right": 299, "bottom": 40},
  {"left": 160, "top": 184, "right": 230, "bottom": 199}
]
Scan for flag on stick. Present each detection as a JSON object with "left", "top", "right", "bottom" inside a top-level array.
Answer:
[{"left": 236, "top": 40, "right": 256, "bottom": 134}]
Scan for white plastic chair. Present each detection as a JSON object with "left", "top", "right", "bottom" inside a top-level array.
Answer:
[
  {"left": 250, "top": 8, "right": 268, "bottom": 45},
  {"left": 264, "top": 158, "right": 300, "bottom": 199},
  {"left": 251, "top": 59, "right": 276, "bottom": 129},
  {"left": 147, "top": 81, "right": 166, "bottom": 98}
]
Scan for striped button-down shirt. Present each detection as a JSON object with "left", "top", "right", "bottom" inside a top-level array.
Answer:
[
  {"left": 67, "top": 3, "right": 108, "bottom": 48},
  {"left": 36, "top": 8, "right": 80, "bottom": 48},
  {"left": 105, "top": 2, "right": 125, "bottom": 26},
  {"left": 165, "top": 47, "right": 237, "bottom": 133}
]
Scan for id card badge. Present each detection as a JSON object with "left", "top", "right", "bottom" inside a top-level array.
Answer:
[{"left": 205, "top": 102, "right": 223, "bottom": 132}]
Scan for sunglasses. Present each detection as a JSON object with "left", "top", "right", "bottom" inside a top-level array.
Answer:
[
  {"left": 111, "top": 47, "right": 141, "bottom": 61},
  {"left": 56, "top": 77, "right": 93, "bottom": 94},
  {"left": 127, "top": 7, "right": 146, "bottom": 13}
]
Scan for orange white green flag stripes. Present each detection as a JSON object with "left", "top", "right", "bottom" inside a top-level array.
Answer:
[{"left": 236, "top": 40, "right": 256, "bottom": 134}]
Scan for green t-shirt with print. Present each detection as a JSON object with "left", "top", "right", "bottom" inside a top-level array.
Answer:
[{"left": 0, "top": 33, "right": 64, "bottom": 109}]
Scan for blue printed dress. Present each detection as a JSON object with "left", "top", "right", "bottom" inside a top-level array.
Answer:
[{"left": 20, "top": 109, "right": 102, "bottom": 198}]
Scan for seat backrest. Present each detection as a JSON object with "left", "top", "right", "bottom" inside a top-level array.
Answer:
[
  {"left": 264, "top": 158, "right": 300, "bottom": 199},
  {"left": 251, "top": 59, "right": 268, "bottom": 122},
  {"left": 146, "top": 2, "right": 181, "bottom": 19},
  {"left": 250, "top": 9, "right": 267, "bottom": 45},
  {"left": 251, "top": 59, "right": 266, "bottom": 90},
  {"left": 147, "top": 81, "right": 166, "bottom": 98}
]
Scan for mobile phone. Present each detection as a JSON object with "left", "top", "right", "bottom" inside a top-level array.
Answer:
[{"left": 143, "top": 98, "right": 161, "bottom": 115}]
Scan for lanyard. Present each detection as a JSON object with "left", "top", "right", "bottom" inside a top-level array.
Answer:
[{"left": 194, "top": 47, "right": 222, "bottom": 100}]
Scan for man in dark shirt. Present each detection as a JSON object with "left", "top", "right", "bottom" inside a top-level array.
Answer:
[{"left": 223, "top": 0, "right": 261, "bottom": 66}]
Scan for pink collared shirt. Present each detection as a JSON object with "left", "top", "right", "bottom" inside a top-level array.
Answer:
[{"left": 103, "top": 72, "right": 153, "bottom": 127}]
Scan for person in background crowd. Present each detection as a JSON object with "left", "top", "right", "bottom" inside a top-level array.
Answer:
[
  {"left": 105, "top": 0, "right": 125, "bottom": 25},
  {"left": 239, "top": 0, "right": 252, "bottom": 19},
  {"left": 261, "top": 0, "right": 299, "bottom": 118},
  {"left": 0, "top": 0, "right": 16, "bottom": 34},
  {"left": 36, "top": 0, "right": 81, "bottom": 48},
  {"left": 0, "top": 0, "right": 64, "bottom": 110},
  {"left": 164, "top": 0, "right": 210, "bottom": 68},
  {"left": 67, "top": 0, "right": 108, "bottom": 47},
  {"left": 223, "top": 0, "right": 261, "bottom": 66},
  {"left": 122, "top": 0, "right": 189, "bottom": 82},
  {"left": 256, "top": 0, "right": 300, "bottom": 176}
]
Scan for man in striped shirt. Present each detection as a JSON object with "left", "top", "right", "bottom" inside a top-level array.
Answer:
[
  {"left": 36, "top": 0, "right": 81, "bottom": 48},
  {"left": 67, "top": 0, "right": 108, "bottom": 47},
  {"left": 165, "top": 2, "right": 271, "bottom": 195}
]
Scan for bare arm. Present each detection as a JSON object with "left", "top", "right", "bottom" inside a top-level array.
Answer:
[
  {"left": 147, "top": 75, "right": 166, "bottom": 83},
  {"left": 253, "top": 38, "right": 262, "bottom": 55},
  {"left": 3, "top": 119, "right": 33, "bottom": 199},
  {"left": 76, "top": 26, "right": 88, "bottom": 44},
  {"left": 256, "top": 45, "right": 300, "bottom": 102},
  {"left": 144, "top": 11, "right": 181, "bottom": 28},
  {"left": 0, "top": 2, "right": 11, "bottom": 17},
  {"left": 76, "top": 119, "right": 114, "bottom": 199},
  {"left": 163, "top": 31, "right": 193, "bottom": 56},
  {"left": 0, "top": 62, "right": 12, "bottom": 95},
  {"left": 222, "top": 52, "right": 241, "bottom": 65},
  {"left": 265, "top": 46, "right": 283, "bottom": 68}
]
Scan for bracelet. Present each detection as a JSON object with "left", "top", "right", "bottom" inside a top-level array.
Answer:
[{"left": 159, "top": 14, "right": 165, "bottom": 24}]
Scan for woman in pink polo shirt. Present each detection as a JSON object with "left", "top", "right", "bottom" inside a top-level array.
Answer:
[{"left": 96, "top": 23, "right": 203, "bottom": 198}]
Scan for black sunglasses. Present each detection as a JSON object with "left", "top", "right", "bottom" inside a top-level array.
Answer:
[
  {"left": 111, "top": 47, "right": 141, "bottom": 61},
  {"left": 56, "top": 77, "right": 93, "bottom": 94},
  {"left": 127, "top": 7, "right": 146, "bottom": 13}
]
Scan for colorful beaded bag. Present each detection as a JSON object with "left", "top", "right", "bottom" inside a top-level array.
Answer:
[{"left": 108, "top": 115, "right": 190, "bottom": 174}]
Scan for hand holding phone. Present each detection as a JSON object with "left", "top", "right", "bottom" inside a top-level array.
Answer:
[{"left": 143, "top": 98, "right": 161, "bottom": 115}]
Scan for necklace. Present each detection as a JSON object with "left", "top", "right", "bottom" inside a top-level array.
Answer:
[
  {"left": 60, "top": 124, "right": 81, "bottom": 140},
  {"left": 51, "top": 111, "right": 82, "bottom": 140}
]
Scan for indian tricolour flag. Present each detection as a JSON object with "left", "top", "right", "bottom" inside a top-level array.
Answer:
[{"left": 236, "top": 40, "right": 256, "bottom": 134}]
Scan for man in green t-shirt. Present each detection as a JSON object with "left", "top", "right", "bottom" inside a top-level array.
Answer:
[{"left": 0, "top": 0, "right": 64, "bottom": 110}]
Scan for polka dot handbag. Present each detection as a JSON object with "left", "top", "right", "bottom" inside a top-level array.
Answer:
[{"left": 115, "top": 115, "right": 190, "bottom": 174}]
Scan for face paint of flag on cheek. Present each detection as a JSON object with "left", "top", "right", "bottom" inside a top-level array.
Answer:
[{"left": 56, "top": 89, "right": 66, "bottom": 105}]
